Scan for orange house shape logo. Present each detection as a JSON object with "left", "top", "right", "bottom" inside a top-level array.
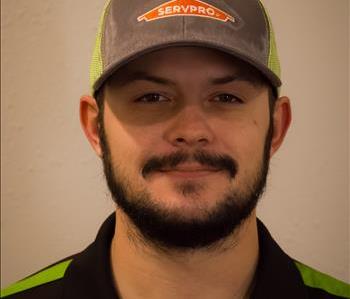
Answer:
[{"left": 137, "top": 0, "right": 235, "bottom": 23}]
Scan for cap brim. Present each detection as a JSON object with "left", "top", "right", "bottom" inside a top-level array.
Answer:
[{"left": 93, "top": 41, "right": 281, "bottom": 95}]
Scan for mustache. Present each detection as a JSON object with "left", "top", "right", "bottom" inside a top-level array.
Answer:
[{"left": 141, "top": 151, "right": 238, "bottom": 178}]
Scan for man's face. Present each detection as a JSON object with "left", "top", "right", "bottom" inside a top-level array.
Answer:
[{"left": 99, "top": 47, "right": 272, "bottom": 250}]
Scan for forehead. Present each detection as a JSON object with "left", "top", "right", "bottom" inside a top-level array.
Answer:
[{"left": 107, "top": 46, "right": 268, "bottom": 87}]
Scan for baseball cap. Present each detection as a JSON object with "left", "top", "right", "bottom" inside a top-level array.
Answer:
[{"left": 90, "top": 0, "right": 281, "bottom": 96}]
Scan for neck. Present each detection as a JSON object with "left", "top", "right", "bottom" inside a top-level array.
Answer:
[{"left": 111, "top": 209, "right": 259, "bottom": 299}]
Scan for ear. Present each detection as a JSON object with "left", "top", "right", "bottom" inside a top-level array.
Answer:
[
  {"left": 270, "top": 96, "right": 292, "bottom": 157},
  {"left": 80, "top": 95, "right": 102, "bottom": 157}
]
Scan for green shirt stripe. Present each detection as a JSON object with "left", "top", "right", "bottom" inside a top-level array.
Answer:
[
  {"left": 1, "top": 259, "right": 73, "bottom": 298},
  {"left": 295, "top": 261, "right": 350, "bottom": 298}
]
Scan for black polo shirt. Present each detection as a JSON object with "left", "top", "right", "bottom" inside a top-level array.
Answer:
[{"left": 2, "top": 213, "right": 349, "bottom": 298}]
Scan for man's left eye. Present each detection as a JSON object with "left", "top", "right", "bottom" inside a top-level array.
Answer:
[{"left": 213, "top": 94, "right": 243, "bottom": 104}]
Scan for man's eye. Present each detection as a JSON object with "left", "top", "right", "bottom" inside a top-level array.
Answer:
[
  {"left": 213, "top": 94, "right": 243, "bottom": 104},
  {"left": 136, "top": 93, "right": 169, "bottom": 103}
]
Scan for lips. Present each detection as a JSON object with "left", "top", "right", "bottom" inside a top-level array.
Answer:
[
  {"left": 159, "top": 163, "right": 221, "bottom": 173},
  {"left": 160, "top": 168, "right": 220, "bottom": 173},
  {"left": 158, "top": 164, "right": 222, "bottom": 178},
  {"left": 141, "top": 151, "right": 237, "bottom": 179}
]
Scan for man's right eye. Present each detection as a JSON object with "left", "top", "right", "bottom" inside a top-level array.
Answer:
[{"left": 135, "top": 93, "right": 169, "bottom": 103}]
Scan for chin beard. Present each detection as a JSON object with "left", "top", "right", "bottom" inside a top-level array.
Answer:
[{"left": 99, "top": 122, "right": 272, "bottom": 251}]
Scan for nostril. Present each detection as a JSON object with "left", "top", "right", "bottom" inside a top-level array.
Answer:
[{"left": 175, "top": 137, "right": 208, "bottom": 145}]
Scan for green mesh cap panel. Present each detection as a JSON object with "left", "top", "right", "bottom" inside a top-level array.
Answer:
[
  {"left": 258, "top": 1, "right": 281, "bottom": 80},
  {"left": 0, "top": 260, "right": 73, "bottom": 298},
  {"left": 295, "top": 261, "right": 350, "bottom": 298},
  {"left": 90, "top": 0, "right": 112, "bottom": 95},
  {"left": 267, "top": 19, "right": 281, "bottom": 79}
]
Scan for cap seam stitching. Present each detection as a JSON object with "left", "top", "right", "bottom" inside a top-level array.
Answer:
[
  {"left": 182, "top": 16, "right": 185, "bottom": 38},
  {"left": 257, "top": 0, "right": 271, "bottom": 68},
  {"left": 101, "top": 0, "right": 113, "bottom": 71}
]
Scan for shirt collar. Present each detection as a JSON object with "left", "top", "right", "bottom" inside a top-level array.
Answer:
[
  {"left": 62, "top": 213, "right": 118, "bottom": 299},
  {"left": 62, "top": 213, "right": 308, "bottom": 299},
  {"left": 251, "top": 219, "right": 308, "bottom": 299}
]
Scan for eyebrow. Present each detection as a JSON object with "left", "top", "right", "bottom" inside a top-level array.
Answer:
[
  {"left": 210, "top": 75, "right": 239, "bottom": 85},
  {"left": 110, "top": 71, "right": 256, "bottom": 88},
  {"left": 110, "top": 71, "right": 176, "bottom": 87}
]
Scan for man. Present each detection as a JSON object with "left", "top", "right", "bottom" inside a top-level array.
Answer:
[{"left": 1, "top": 0, "right": 349, "bottom": 298}]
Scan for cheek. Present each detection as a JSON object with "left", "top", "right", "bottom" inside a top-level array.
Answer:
[
  {"left": 103, "top": 106, "right": 164, "bottom": 172},
  {"left": 219, "top": 116, "right": 269, "bottom": 171}
]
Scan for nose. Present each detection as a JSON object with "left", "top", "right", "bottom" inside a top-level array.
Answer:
[{"left": 164, "top": 105, "right": 215, "bottom": 148}]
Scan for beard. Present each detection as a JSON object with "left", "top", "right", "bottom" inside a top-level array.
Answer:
[{"left": 99, "top": 118, "right": 273, "bottom": 251}]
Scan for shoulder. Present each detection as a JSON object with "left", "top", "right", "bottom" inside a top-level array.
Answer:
[
  {"left": 1, "top": 258, "right": 73, "bottom": 299},
  {"left": 1, "top": 214, "right": 117, "bottom": 299},
  {"left": 293, "top": 260, "right": 350, "bottom": 299},
  {"left": 255, "top": 219, "right": 349, "bottom": 299}
]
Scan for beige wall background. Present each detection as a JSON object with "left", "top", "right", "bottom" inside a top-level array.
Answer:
[{"left": 1, "top": 0, "right": 349, "bottom": 288}]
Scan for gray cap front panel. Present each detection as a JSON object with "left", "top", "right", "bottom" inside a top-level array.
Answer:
[
  {"left": 184, "top": 0, "right": 269, "bottom": 67},
  {"left": 98, "top": 0, "right": 273, "bottom": 90},
  {"left": 182, "top": 0, "right": 271, "bottom": 84},
  {"left": 103, "top": 0, "right": 185, "bottom": 70}
]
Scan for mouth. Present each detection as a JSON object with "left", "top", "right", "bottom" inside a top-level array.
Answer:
[
  {"left": 141, "top": 151, "right": 237, "bottom": 179},
  {"left": 159, "top": 165, "right": 222, "bottom": 179}
]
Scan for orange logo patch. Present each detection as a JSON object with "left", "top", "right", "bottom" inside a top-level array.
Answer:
[{"left": 137, "top": 0, "right": 235, "bottom": 23}]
